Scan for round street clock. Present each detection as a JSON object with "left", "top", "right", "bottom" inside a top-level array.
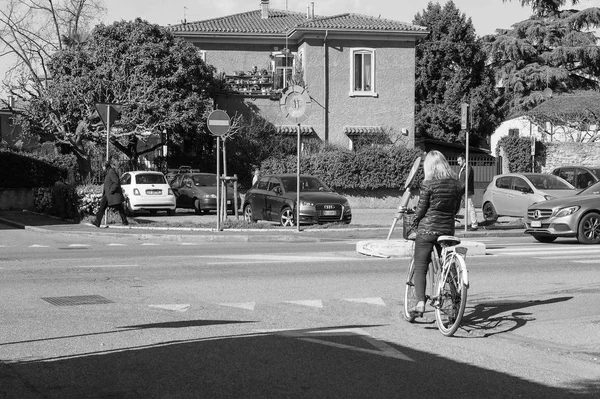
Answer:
[{"left": 279, "top": 85, "right": 311, "bottom": 124}]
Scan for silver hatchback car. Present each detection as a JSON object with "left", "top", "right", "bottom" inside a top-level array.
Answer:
[
  {"left": 481, "top": 173, "right": 578, "bottom": 223},
  {"left": 525, "top": 181, "right": 600, "bottom": 244}
]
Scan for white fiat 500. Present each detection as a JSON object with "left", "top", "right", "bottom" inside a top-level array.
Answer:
[{"left": 120, "top": 171, "right": 176, "bottom": 216}]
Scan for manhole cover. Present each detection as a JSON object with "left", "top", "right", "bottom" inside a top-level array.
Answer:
[{"left": 41, "top": 295, "right": 114, "bottom": 306}]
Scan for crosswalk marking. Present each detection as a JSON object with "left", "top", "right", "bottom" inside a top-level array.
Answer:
[
  {"left": 29, "top": 244, "right": 49, "bottom": 248},
  {"left": 285, "top": 300, "right": 323, "bottom": 308},
  {"left": 108, "top": 243, "right": 127, "bottom": 246}
]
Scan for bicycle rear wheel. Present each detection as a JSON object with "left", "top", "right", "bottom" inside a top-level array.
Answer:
[
  {"left": 434, "top": 253, "right": 468, "bottom": 337},
  {"left": 403, "top": 259, "right": 418, "bottom": 322}
]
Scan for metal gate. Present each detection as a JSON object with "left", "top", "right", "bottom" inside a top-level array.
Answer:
[{"left": 448, "top": 154, "right": 502, "bottom": 208}]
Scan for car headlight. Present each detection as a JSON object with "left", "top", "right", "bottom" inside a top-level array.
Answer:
[
  {"left": 543, "top": 195, "right": 556, "bottom": 201},
  {"left": 342, "top": 200, "right": 351, "bottom": 208},
  {"left": 554, "top": 206, "right": 580, "bottom": 217},
  {"left": 299, "top": 200, "right": 315, "bottom": 207},
  {"left": 203, "top": 194, "right": 217, "bottom": 199}
]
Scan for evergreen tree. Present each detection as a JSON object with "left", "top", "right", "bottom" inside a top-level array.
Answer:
[
  {"left": 413, "top": 1, "right": 501, "bottom": 146},
  {"left": 486, "top": 0, "right": 600, "bottom": 116}
]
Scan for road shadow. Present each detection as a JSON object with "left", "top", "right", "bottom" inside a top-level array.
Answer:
[
  {"left": 1, "top": 321, "right": 596, "bottom": 398},
  {"left": 0, "top": 210, "right": 77, "bottom": 229},
  {"left": 458, "top": 296, "right": 573, "bottom": 338}
]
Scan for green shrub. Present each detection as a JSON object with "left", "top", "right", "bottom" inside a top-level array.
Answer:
[
  {"left": 497, "top": 135, "right": 534, "bottom": 173},
  {"left": 0, "top": 150, "right": 79, "bottom": 188},
  {"left": 260, "top": 146, "right": 423, "bottom": 190},
  {"left": 33, "top": 183, "right": 102, "bottom": 220}
]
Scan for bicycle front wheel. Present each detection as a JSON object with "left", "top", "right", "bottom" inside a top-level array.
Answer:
[
  {"left": 434, "top": 253, "right": 468, "bottom": 337},
  {"left": 403, "top": 259, "right": 418, "bottom": 322}
]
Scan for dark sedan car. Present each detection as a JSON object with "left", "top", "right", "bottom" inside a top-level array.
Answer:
[
  {"left": 525, "top": 181, "right": 600, "bottom": 244},
  {"left": 170, "top": 172, "right": 237, "bottom": 214},
  {"left": 243, "top": 174, "right": 352, "bottom": 226}
]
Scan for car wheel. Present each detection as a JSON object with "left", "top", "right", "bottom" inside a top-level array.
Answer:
[
  {"left": 279, "top": 207, "right": 295, "bottom": 227},
  {"left": 167, "top": 209, "right": 176, "bottom": 216},
  {"left": 577, "top": 212, "right": 600, "bottom": 244},
  {"left": 125, "top": 199, "right": 135, "bottom": 217},
  {"left": 482, "top": 202, "right": 498, "bottom": 223},
  {"left": 532, "top": 234, "right": 557, "bottom": 243},
  {"left": 243, "top": 204, "right": 256, "bottom": 223},
  {"left": 194, "top": 199, "right": 202, "bottom": 215}
]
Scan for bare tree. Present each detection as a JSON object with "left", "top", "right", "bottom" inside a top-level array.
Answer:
[{"left": 0, "top": 0, "right": 106, "bottom": 100}]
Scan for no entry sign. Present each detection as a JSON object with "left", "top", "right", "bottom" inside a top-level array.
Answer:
[{"left": 207, "top": 110, "right": 230, "bottom": 136}]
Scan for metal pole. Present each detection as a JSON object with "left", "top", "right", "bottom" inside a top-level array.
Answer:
[
  {"left": 464, "top": 128, "right": 469, "bottom": 235},
  {"left": 216, "top": 136, "right": 221, "bottom": 231},
  {"left": 104, "top": 105, "right": 110, "bottom": 226},
  {"left": 296, "top": 123, "right": 301, "bottom": 232}
]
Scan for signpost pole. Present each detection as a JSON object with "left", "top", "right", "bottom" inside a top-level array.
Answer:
[
  {"left": 296, "top": 123, "right": 301, "bottom": 232},
  {"left": 461, "top": 103, "right": 470, "bottom": 234},
  {"left": 104, "top": 105, "right": 111, "bottom": 226},
  {"left": 216, "top": 136, "right": 221, "bottom": 232}
]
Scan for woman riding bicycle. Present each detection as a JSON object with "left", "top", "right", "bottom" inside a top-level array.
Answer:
[{"left": 409, "top": 150, "right": 463, "bottom": 317}]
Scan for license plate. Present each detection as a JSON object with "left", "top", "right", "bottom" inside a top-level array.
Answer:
[
  {"left": 323, "top": 210, "right": 338, "bottom": 216},
  {"left": 531, "top": 221, "right": 541, "bottom": 228},
  {"left": 146, "top": 189, "right": 162, "bottom": 195}
]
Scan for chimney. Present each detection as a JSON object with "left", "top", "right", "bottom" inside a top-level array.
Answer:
[
  {"left": 261, "top": 0, "right": 269, "bottom": 19},
  {"left": 307, "top": 2, "right": 314, "bottom": 20}
]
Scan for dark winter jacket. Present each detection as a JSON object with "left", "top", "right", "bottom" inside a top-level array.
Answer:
[
  {"left": 458, "top": 165, "right": 475, "bottom": 196},
  {"left": 412, "top": 178, "right": 463, "bottom": 236},
  {"left": 103, "top": 167, "right": 125, "bottom": 206}
]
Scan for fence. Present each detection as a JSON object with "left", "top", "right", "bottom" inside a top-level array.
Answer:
[{"left": 448, "top": 154, "right": 502, "bottom": 207}]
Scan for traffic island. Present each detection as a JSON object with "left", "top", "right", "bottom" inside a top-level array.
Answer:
[{"left": 356, "top": 239, "right": 486, "bottom": 258}]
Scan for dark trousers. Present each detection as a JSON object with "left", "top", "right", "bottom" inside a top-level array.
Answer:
[
  {"left": 94, "top": 196, "right": 128, "bottom": 225},
  {"left": 413, "top": 233, "right": 442, "bottom": 302}
]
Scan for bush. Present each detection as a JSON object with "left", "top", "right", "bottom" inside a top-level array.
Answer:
[
  {"left": 33, "top": 183, "right": 102, "bottom": 221},
  {"left": 0, "top": 150, "right": 79, "bottom": 188},
  {"left": 260, "top": 146, "right": 423, "bottom": 190},
  {"left": 497, "top": 135, "right": 534, "bottom": 173}
]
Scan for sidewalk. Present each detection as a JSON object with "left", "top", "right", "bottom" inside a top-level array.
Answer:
[{"left": 0, "top": 208, "right": 526, "bottom": 242}]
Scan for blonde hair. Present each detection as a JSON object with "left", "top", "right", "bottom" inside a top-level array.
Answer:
[{"left": 423, "top": 150, "right": 456, "bottom": 181}]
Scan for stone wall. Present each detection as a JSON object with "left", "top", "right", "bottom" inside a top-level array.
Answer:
[{"left": 541, "top": 142, "right": 600, "bottom": 172}]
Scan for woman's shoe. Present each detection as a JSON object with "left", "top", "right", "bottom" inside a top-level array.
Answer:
[{"left": 410, "top": 301, "right": 425, "bottom": 317}]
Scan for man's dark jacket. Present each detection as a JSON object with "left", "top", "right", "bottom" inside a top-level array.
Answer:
[
  {"left": 412, "top": 178, "right": 463, "bottom": 235},
  {"left": 458, "top": 165, "right": 475, "bottom": 196},
  {"left": 103, "top": 167, "right": 125, "bottom": 206}
]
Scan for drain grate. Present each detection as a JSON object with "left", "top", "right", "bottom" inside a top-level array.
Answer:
[{"left": 42, "top": 295, "right": 114, "bottom": 306}]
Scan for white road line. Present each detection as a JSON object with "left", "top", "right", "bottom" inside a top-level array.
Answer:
[
  {"left": 534, "top": 254, "right": 600, "bottom": 260},
  {"left": 69, "top": 244, "right": 89, "bottom": 247},
  {"left": 107, "top": 243, "right": 127, "bottom": 246},
  {"left": 573, "top": 260, "right": 600, "bottom": 263},
  {"left": 141, "top": 243, "right": 160, "bottom": 246},
  {"left": 488, "top": 249, "right": 600, "bottom": 256},
  {"left": 73, "top": 264, "right": 138, "bottom": 268},
  {"left": 285, "top": 300, "right": 323, "bottom": 308},
  {"left": 29, "top": 244, "right": 49, "bottom": 248},
  {"left": 344, "top": 297, "right": 386, "bottom": 306}
]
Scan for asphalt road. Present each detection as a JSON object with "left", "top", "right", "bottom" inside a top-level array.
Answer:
[{"left": 0, "top": 230, "right": 598, "bottom": 398}]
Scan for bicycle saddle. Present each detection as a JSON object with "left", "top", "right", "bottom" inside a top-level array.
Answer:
[{"left": 437, "top": 235, "right": 461, "bottom": 247}]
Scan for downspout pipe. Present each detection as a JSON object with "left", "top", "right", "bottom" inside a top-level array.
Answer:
[{"left": 324, "top": 29, "right": 329, "bottom": 142}]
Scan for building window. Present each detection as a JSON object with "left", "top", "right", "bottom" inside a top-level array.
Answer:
[
  {"left": 350, "top": 48, "right": 376, "bottom": 96},
  {"left": 272, "top": 51, "right": 294, "bottom": 90},
  {"left": 198, "top": 50, "right": 206, "bottom": 62}
]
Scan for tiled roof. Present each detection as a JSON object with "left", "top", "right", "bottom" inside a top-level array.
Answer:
[
  {"left": 528, "top": 92, "right": 600, "bottom": 116},
  {"left": 167, "top": 9, "right": 426, "bottom": 35},
  {"left": 344, "top": 126, "right": 384, "bottom": 135},
  {"left": 276, "top": 125, "right": 315, "bottom": 135}
]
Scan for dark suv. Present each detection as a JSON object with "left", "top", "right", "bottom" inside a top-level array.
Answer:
[{"left": 551, "top": 166, "right": 600, "bottom": 189}]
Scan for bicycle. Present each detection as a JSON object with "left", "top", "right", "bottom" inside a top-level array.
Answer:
[{"left": 400, "top": 209, "right": 469, "bottom": 337}]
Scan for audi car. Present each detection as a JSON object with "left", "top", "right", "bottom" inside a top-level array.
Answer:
[
  {"left": 243, "top": 174, "right": 352, "bottom": 226},
  {"left": 524, "top": 181, "right": 600, "bottom": 244}
]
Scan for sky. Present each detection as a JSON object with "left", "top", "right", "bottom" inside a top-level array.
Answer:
[{"left": 2, "top": 0, "right": 600, "bottom": 97}]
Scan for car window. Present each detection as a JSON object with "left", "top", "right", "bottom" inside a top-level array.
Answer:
[
  {"left": 268, "top": 179, "right": 282, "bottom": 192},
  {"left": 557, "top": 168, "right": 575, "bottom": 186},
  {"left": 512, "top": 177, "right": 531, "bottom": 193},
  {"left": 576, "top": 169, "right": 595, "bottom": 188},
  {"left": 192, "top": 174, "right": 216, "bottom": 186},
  {"left": 135, "top": 173, "right": 166, "bottom": 185},
  {"left": 496, "top": 176, "right": 511, "bottom": 189},
  {"left": 120, "top": 174, "right": 131, "bottom": 185},
  {"left": 524, "top": 174, "right": 574, "bottom": 190},
  {"left": 257, "top": 178, "right": 269, "bottom": 190}
]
